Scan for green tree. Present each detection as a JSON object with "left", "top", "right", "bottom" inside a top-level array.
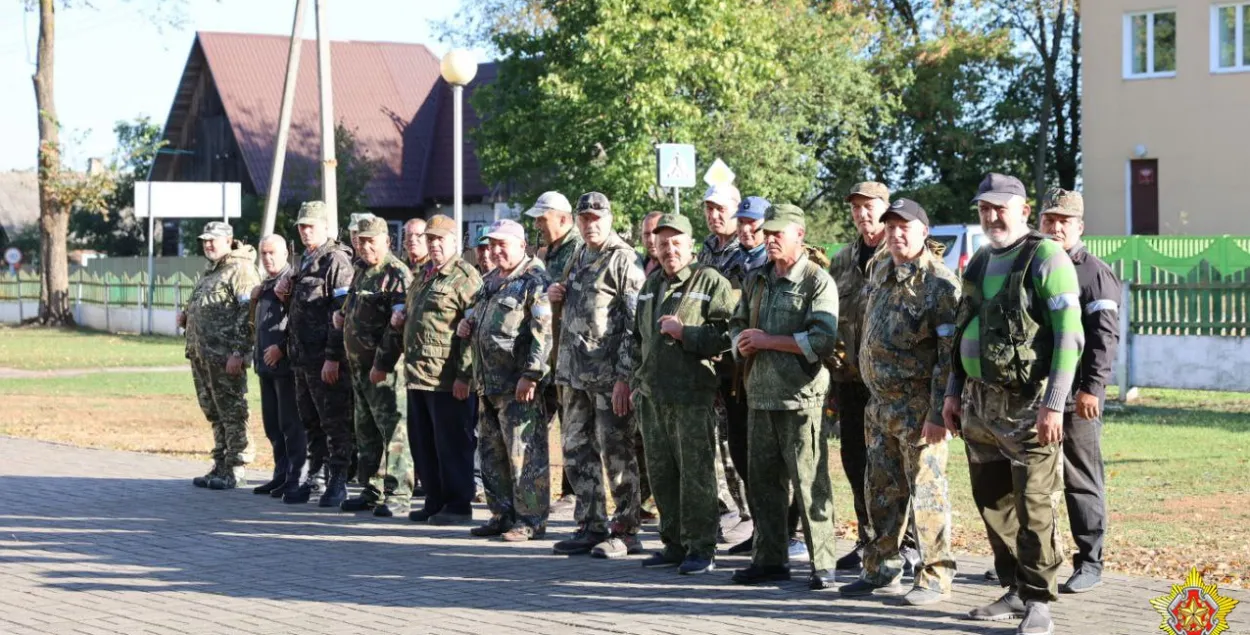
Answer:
[{"left": 69, "top": 117, "right": 164, "bottom": 256}]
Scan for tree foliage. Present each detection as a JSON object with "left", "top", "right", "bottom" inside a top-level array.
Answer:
[{"left": 68, "top": 116, "right": 164, "bottom": 256}]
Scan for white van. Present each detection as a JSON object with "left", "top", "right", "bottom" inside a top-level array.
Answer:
[{"left": 929, "top": 224, "right": 986, "bottom": 274}]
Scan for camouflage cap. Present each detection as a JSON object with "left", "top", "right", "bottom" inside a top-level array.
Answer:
[
  {"left": 761, "top": 203, "right": 806, "bottom": 232},
  {"left": 845, "top": 181, "right": 890, "bottom": 204},
  {"left": 198, "top": 221, "right": 233, "bottom": 240},
  {"left": 347, "top": 212, "right": 376, "bottom": 232},
  {"left": 1041, "top": 187, "right": 1084, "bottom": 217},
  {"left": 356, "top": 216, "right": 388, "bottom": 238},
  {"left": 424, "top": 214, "right": 457, "bottom": 238},
  {"left": 576, "top": 192, "right": 611, "bottom": 216},
  {"left": 296, "top": 201, "right": 328, "bottom": 225},
  {"left": 653, "top": 213, "right": 693, "bottom": 236},
  {"left": 476, "top": 225, "right": 492, "bottom": 246}
]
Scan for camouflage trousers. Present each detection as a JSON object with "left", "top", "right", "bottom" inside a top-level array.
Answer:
[
  {"left": 961, "top": 377, "right": 1063, "bottom": 602},
  {"left": 348, "top": 359, "right": 412, "bottom": 508},
  {"left": 294, "top": 365, "right": 355, "bottom": 471},
  {"left": 190, "top": 355, "right": 254, "bottom": 469},
  {"left": 862, "top": 382, "right": 954, "bottom": 593},
  {"left": 561, "top": 387, "right": 641, "bottom": 534},
  {"left": 478, "top": 392, "right": 550, "bottom": 529},
  {"left": 747, "top": 406, "right": 836, "bottom": 571},
  {"left": 635, "top": 392, "right": 719, "bottom": 559}
]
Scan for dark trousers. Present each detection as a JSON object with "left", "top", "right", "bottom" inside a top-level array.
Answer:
[
  {"left": 723, "top": 372, "right": 751, "bottom": 515},
  {"left": 408, "top": 388, "right": 477, "bottom": 515},
  {"left": 259, "top": 372, "right": 307, "bottom": 483},
  {"left": 293, "top": 366, "right": 354, "bottom": 471},
  {"left": 835, "top": 381, "right": 872, "bottom": 543},
  {"left": 1063, "top": 411, "right": 1106, "bottom": 574}
]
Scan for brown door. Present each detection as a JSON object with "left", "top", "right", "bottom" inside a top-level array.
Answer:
[{"left": 1130, "top": 159, "right": 1159, "bottom": 235}]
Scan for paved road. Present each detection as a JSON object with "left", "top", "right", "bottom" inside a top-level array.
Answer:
[{"left": 0, "top": 436, "right": 1243, "bottom": 634}]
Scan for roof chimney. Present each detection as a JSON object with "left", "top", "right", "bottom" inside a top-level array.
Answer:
[{"left": 86, "top": 158, "right": 106, "bottom": 176}]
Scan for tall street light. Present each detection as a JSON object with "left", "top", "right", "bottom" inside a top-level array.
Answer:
[{"left": 440, "top": 49, "right": 478, "bottom": 252}]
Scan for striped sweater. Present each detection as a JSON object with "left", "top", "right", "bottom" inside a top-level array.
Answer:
[{"left": 949, "top": 236, "right": 1085, "bottom": 411}]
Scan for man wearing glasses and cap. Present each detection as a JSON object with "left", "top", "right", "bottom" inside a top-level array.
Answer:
[
  {"left": 547, "top": 192, "right": 646, "bottom": 559},
  {"left": 180, "top": 221, "right": 261, "bottom": 490}
]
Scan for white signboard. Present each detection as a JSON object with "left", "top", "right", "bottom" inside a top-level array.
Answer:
[
  {"left": 134, "top": 182, "right": 242, "bottom": 219},
  {"left": 656, "top": 144, "right": 697, "bottom": 188}
]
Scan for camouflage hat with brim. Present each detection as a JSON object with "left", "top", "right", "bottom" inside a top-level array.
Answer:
[
  {"left": 356, "top": 217, "right": 388, "bottom": 238},
  {"left": 653, "top": 213, "right": 693, "bottom": 236},
  {"left": 761, "top": 204, "right": 806, "bottom": 233},
  {"left": 348, "top": 212, "right": 376, "bottom": 232},
  {"left": 424, "top": 214, "right": 457, "bottom": 238},
  {"left": 1041, "top": 187, "right": 1084, "bottom": 217},
  {"left": 845, "top": 181, "right": 890, "bottom": 204},
  {"left": 296, "top": 201, "right": 328, "bottom": 225},
  {"left": 198, "top": 221, "right": 233, "bottom": 240}
]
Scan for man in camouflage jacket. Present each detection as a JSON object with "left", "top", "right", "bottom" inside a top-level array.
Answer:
[{"left": 180, "top": 221, "right": 260, "bottom": 490}]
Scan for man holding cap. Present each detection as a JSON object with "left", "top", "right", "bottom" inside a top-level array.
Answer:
[
  {"left": 838, "top": 199, "right": 959, "bottom": 605},
  {"left": 526, "top": 191, "right": 581, "bottom": 513},
  {"left": 1038, "top": 188, "right": 1120, "bottom": 595},
  {"left": 181, "top": 221, "right": 260, "bottom": 490},
  {"left": 278, "top": 201, "right": 357, "bottom": 504},
  {"left": 548, "top": 192, "right": 646, "bottom": 558},
  {"left": 632, "top": 213, "right": 735, "bottom": 575},
  {"left": 944, "top": 173, "right": 1082, "bottom": 634},
  {"left": 729, "top": 204, "right": 840, "bottom": 591},
  {"left": 458, "top": 219, "right": 554, "bottom": 542},
  {"left": 337, "top": 217, "right": 414, "bottom": 517},
  {"left": 394, "top": 214, "right": 482, "bottom": 525}
]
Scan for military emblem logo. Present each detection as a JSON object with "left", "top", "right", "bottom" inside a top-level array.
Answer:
[{"left": 1150, "top": 567, "right": 1239, "bottom": 635}]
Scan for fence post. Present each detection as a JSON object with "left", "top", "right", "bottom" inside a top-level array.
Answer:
[
  {"left": 15, "top": 269, "right": 22, "bottom": 322},
  {"left": 138, "top": 273, "right": 146, "bottom": 334},
  {"left": 1116, "top": 282, "right": 1132, "bottom": 401},
  {"left": 104, "top": 275, "right": 111, "bottom": 332},
  {"left": 76, "top": 274, "right": 83, "bottom": 325}
]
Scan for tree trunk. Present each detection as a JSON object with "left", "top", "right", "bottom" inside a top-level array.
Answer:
[{"left": 32, "top": 0, "right": 73, "bottom": 326}]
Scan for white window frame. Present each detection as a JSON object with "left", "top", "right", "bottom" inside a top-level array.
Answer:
[
  {"left": 1123, "top": 10, "right": 1178, "bottom": 79},
  {"left": 1211, "top": 2, "right": 1250, "bottom": 73}
]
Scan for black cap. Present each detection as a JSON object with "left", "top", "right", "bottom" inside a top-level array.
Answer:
[
  {"left": 576, "top": 192, "right": 611, "bottom": 215},
  {"left": 880, "top": 198, "right": 929, "bottom": 227},
  {"left": 971, "top": 173, "right": 1028, "bottom": 206}
]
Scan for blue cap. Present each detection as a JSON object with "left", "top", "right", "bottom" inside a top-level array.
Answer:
[{"left": 736, "top": 196, "right": 770, "bottom": 221}]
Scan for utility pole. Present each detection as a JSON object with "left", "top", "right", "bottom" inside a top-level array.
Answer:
[
  {"left": 260, "top": 0, "right": 308, "bottom": 239},
  {"left": 315, "top": 0, "right": 338, "bottom": 238}
]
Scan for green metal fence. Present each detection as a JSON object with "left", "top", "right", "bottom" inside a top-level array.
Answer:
[
  {"left": 0, "top": 271, "right": 198, "bottom": 308},
  {"left": 1083, "top": 235, "right": 1250, "bottom": 283}
]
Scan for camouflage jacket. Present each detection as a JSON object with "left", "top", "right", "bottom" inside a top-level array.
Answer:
[
  {"left": 730, "top": 251, "right": 839, "bottom": 411},
  {"left": 828, "top": 237, "right": 887, "bottom": 383},
  {"left": 467, "top": 256, "right": 553, "bottom": 396},
  {"left": 341, "top": 252, "right": 411, "bottom": 373},
  {"left": 287, "top": 239, "right": 355, "bottom": 368},
  {"left": 631, "top": 262, "right": 734, "bottom": 402},
  {"left": 184, "top": 243, "right": 261, "bottom": 363},
  {"left": 397, "top": 255, "right": 481, "bottom": 391},
  {"left": 555, "top": 233, "right": 645, "bottom": 392},
  {"left": 697, "top": 233, "right": 746, "bottom": 273},
  {"left": 860, "top": 248, "right": 961, "bottom": 426},
  {"left": 543, "top": 227, "right": 584, "bottom": 283}
]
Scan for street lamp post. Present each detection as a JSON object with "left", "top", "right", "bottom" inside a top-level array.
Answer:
[{"left": 440, "top": 49, "right": 478, "bottom": 252}]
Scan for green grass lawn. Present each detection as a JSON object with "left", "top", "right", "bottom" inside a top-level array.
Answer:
[{"left": 0, "top": 324, "right": 187, "bottom": 370}]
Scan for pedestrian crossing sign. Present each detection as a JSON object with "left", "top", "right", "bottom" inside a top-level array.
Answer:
[{"left": 656, "top": 144, "right": 697, "bottom": 188}]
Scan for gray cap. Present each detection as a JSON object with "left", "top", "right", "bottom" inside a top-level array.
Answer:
[
  {"left": 198, "top": 221, "right": 233, "bottom": 240},
  {"left": 576, "top": 192, "right": 611, "bottom": 215},
  {"left": 524, "top": 191, "right": 572, "bottom": 218},
  {"left": 971, "top": 173, "right": 1028, "bottom": 206}
]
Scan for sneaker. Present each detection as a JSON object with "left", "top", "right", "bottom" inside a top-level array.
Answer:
[
  {"left": 809, "top": 569, "right": 836, "bottom": 590},
  {"left": 969, "top": 590, "right": 1027, "bottom": 622},
  {"left": 408, "top": 508, "right": 438, "bottom": 523},
  {"left": 900, "top": 545, "right": 921, "bottom": 577},
  {"left": 727, "top": 535, "right": 754, "bottom": 555},
  {"left": 550, "top": 494, "right": 576, "bottom": 514},
  {"left": 427, "top": 511, "right": 473, "bottom": 526},
  {"left": 552, "top": 527, "right": 608, "bottom": 556},
  {"left": 501, "top": 525, "right": 545, "bottom": 542},
  {"left": 340, "top": 495, "right": 377, "bottom": 512},
  {"left": 1016, "top": 600, "right": 1053, "bottom": 635},
  {"left": 835, "top": 542, "right": 864, "bottom": 571},
  {"left": 470, "top": 516, "right": 513, "bottom": 537},
  {"left": 838, "top": 578, "right": 906, "bottom": 597},
  {"left": 1061, "top": 568, "right": 1103, "bottom": 594},
  {"left": 641, "top": 551, "right": 683, "bottom": 568},
  {"left": 903, "top": 587, "right": 949, "bottom": 606},
  {"left": 788, "top": 537, "right": 810, "bottom": 563},
  {"left": 678, "top": 555, "right": 715, "bottom": 575},
  {"left": 590, "top": 533, "right": 643, "bottom": 559},
  {"left": 731, "top": 564, "right": 791, "bottom": 585}
]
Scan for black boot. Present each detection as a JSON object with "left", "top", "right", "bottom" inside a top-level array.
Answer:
[
  {"left": 318, "top": 466, "right": 348, "bottom": 508},
  {"left": 253, "top": 468, "right": 286, "bottom": 495}
]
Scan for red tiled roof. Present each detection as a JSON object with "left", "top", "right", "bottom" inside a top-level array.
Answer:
[{"left": 159, "top": 31, "right": 493, "bottom": 209}]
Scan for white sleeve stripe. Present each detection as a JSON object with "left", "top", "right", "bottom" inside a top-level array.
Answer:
[
  {"left": 637, "top": 292, "right": 654, "bottom": 301},
  {"left": 688, "top": 292, "right": 711, "bottom": 302},
  {"left": 1085, "top": 299, "right": 1118, "bottom": 314},
  {"left": 1047, "top": 293, "right": 1080, "bottom": 311},
  {"left": 332, "top": 287, "right": 350, "bottom": 298},
  {"left": 936, "top": 324, "right": 957, "bottom": 337}
]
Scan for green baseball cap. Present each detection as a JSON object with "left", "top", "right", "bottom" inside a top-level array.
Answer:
[
  {"left": 296, "top": 201, "right": 328, "bottom": 225},
  {"left": 761, "top": 203, "right": 805, "bottom": 233},
  {"left": 653, "top": 213, "right": 692, "bottom": 236}
]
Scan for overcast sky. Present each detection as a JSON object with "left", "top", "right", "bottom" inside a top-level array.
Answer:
[{"left": 0, "top": 0, "right": 465, "bottom": 171}]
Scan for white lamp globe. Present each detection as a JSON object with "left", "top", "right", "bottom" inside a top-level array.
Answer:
[{"left": 440, "top": 49, "right": 479, "bottom": 86}]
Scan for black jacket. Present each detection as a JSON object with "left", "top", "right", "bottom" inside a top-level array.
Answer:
[
  {"left": 254, "top": 265, "right": 292, "bottom": 375},
  {"left": 1068, "top": 241, "right": 1122, "bottom": 406}
]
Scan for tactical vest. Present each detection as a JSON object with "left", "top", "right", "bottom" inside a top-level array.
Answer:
[{"left": 954, "top": 231, "right": 1051, "bottom": 388}]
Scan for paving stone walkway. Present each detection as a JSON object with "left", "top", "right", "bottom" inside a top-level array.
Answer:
[{"left": 0, "top": 436, "right": 1244, "bottom": 634}]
